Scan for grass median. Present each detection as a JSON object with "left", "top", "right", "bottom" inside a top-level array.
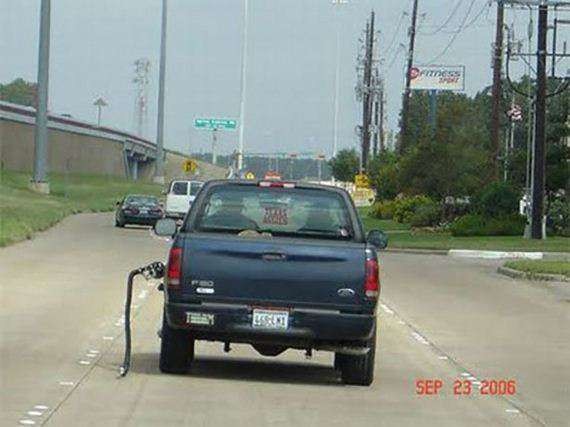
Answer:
[
  {"left": 0, "top": 170, "right": 162, "bottom": 247},
  {"left": 504, "top": 260, "right": 570, "bottom": 278},
  {"left": 360, "top": 209, "right": 570, "bottom": 253}
]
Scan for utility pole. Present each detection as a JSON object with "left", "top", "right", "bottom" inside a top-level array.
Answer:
[
  {"left": 31, "top": 0, "right": 51, "bottom": 194},
  {"left": 154, "top": 0, "right": 168, "bottom": 184},
  {"left": 379, "top": 88, "right": 385, "bottom": 152},
  {"left": 93, "top": 97, "right": 108, "bottom": 127},
  {"left": 211, "top": 128, "right": 218, "bottom": 165},
  {"left": 332, "top": 0, "right": 348, "bottom": 158},
  {"left": 531, "top": 4, "right": 548, "bottom": 239},
  {"left": 237, "top": 0, "right": 250, "bottom": 171},
  {"left": 490, "top": 0, "right": 505, "bottom": 180},
  {"left": 399, "top": 0, "right": 419, "bottom": 155},
  {"left": 361, "top": 11, "right": 374, "bottom": 171}
]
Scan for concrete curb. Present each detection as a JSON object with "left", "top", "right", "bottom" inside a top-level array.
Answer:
[
  {"left": 448, "top": 250, "right": 544, "bottom": 260},
  {"left": 385, "top": 248, "right": 448, "bottom": 256},
  {"left": 497, "top": 266, "right": 569, "bottom": 282},
  {"left": 386, "top": 248, "right": 570, "bottom": 260}
]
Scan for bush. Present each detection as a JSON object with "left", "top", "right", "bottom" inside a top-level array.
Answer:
[
  {"left": 450, "top": 213, "right": 526, "bottom": 236},
  {"left": 449, "top": 214, "right": 487, "bottom": 236},
  {"left": 393, "top": 195, "right": 433, "bottom": 224},
  {"left": 371, "top": 200, "right": 397, "bottom": 219},
  {"left": 548, "top": 198, "right": 570, "bottom": 236},
  {"left": 484, "top": 214, "right": 527, "bottom": 236},
  {"left": 410, "top": 203, "right": 442, "bottom": 227},
  {"left": 474, "top": 182, "right": 520, "bottom": 218}
]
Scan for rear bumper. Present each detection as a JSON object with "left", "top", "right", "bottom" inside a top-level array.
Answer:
[
  {"left": 165, "top": 211, "right": 186, "bottom": 219},
  {"left": 123, "top": 215, "right": 161, "bottom": 225},
  {"left": 165, "top": 301, "right": 376, "bottom": 348}
]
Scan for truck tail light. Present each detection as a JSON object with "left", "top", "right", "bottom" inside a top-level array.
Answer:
[
  {"left": 166, "top": 247, "right": 182, "bottom": 288},
  {"left": 364, "top": 257, "right": 379, "bottom": 299}
]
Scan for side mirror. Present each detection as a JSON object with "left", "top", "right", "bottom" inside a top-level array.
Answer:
[
  {"left": 367, "top": 230, "right": 388, "bottom": 250},
  {"left": 154, "top": 218, "right": 178, "bottom": 237}
]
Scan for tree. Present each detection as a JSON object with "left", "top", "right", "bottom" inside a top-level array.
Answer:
[
  {"left": 0, "top": 78, "right": 37, "bottom": 107},
  {"left": 368, "top": 152, "right": 400, "bottom": 200},
  {"left": 328, "top": 149, "right": 359, "bottom": 182}
]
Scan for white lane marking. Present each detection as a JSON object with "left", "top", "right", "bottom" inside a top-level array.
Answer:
[
  {"left": 103, "top": 336, "right": 114, "bottom": 340},
  {"left": 33, "top": 405, "right": 48, "bottom": 410},
  {"left": 397, "top": 320, "right": 405, "bottom": 325},
  {"left": 379, "top": 303, "right": 394, "bottom": 315},
  {"left": 19, "top": 420, "right": 36, "bottom": 425},
  {"left": 411, "top": 332, "right": 430, "bottom": 345},
  {"left": 27, "top": 411, "right": 43, "bottom": 416},
  {"left": 437, "top": 356, "right": 448, "bottom": 360},
  {"left": 79, "top": 360, "right": 91, "bottom": 365},
  {"left": 86, "top": 353, "right": 97, "bottom": 358},
  {"left": 467, "top": 376, "right": 477, "bottom": 381},
  {"left": 88, "top": 349, "right": 100, "bottom": 354},
  {"left": 505, "top": 409, "right": 520, "bottom": 414},
  {"left": 460, "top": 372, "right": 471, "bottom": 377},
  {"left": 59, "top": 381, "right": 74, "bottom": 386}
]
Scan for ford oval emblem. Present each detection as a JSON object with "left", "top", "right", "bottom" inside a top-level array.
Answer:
[{"left": 337, "top": 288, "right": 356, "bottom": 298}]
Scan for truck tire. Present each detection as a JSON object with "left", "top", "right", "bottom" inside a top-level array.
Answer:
[
  {"left": 159, "top": 312, "right": 194, "bottom": 374},
  {"left": 339, "top": 327, "right": 376, "bottom": 386}
]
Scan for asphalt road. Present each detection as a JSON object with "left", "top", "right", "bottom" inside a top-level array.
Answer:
[{"left": 1, "top": 213, "right": 568, "bottom": 426}]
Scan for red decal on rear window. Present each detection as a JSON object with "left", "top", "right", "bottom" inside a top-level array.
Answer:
[{"left": 263, "top": 207, "right": 288, "bottom": 225}]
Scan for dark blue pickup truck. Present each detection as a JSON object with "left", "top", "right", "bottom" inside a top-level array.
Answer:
[{"left": 154, "top": 179, "right": 387, "bottom": 385}]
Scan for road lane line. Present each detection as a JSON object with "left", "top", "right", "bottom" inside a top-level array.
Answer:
[{"left": 378, "top": 298, "right": 546, "bottom": 427}]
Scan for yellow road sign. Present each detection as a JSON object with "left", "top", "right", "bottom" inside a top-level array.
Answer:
[
  {"left": 245, "top": 171, "right": 256, "bottom": 180},
  {"left": 355, "top": 173, "right": 370, "bottom": 189},
  {"left": 183, "top": 159, "right": 198, "bottom": 173}
]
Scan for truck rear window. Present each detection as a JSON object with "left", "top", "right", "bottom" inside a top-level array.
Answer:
[{"left": 194, "top": 185, "right": 353, "bottom": 240}]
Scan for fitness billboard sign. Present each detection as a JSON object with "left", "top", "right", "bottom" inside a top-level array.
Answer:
[{"left": 409, "top": 65, "right": 465, "bottom": 91}]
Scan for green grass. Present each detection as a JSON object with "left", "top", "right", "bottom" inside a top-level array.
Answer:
[
  {"left": 358, "top": 208, "right": 570, "bottom": 252},
  {"left": 504, "top": 260, "right": 570, "bottom": 278},
  {"left": 0, "top": 170, "right": 162, "bottom": 247}
]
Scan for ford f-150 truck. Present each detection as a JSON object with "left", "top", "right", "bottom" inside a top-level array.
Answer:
[{"left": 153, "top": 179, "right": 387, "bottom": 385}]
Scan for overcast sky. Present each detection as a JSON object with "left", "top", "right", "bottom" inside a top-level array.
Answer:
[{"left": 2, "top": 0, "right": 565, "bottom": 157}]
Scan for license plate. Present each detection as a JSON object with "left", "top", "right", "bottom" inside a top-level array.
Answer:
[{"left": 252, "top": 309, "right": 289, "bottom": 330}]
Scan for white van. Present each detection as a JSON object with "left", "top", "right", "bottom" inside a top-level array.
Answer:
[{"left": 165, "top": 180, "right": 204, "bottom": 219}]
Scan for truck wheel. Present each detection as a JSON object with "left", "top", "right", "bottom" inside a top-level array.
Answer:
[
  {"left": 159, "top": 312, "right": 194, "bottom": 374},
  {"left": 340, "top": 327, "right": 376, "bottom": 386},
  {"left": 333, "top": 353, "right": 345, "bottom": 371}
]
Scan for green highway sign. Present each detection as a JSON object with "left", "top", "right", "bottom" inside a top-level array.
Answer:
[{"left": 194, "top": 118, "right": 237, "bottom": 131}]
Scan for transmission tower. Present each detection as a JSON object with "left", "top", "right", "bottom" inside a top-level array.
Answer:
[{"left": 133, "top": 58, "right": 151, "bottom": 137}]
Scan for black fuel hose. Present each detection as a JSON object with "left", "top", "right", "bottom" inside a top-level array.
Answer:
[{"left": 120, "top": 262, "right": 164, "bottom": 377}]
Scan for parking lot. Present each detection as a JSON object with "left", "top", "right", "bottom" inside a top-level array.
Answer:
[{"left": 1, "top": 213, "right": 568, "bottom": 426}]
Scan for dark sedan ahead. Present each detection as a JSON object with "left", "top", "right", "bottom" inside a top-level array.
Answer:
[{"left": 115, "top": 195, "right": 164, "bottom": 227}]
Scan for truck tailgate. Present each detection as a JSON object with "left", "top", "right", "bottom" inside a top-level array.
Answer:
[{"left": 180, "top": 234, "right": 366, "bottom": 309}]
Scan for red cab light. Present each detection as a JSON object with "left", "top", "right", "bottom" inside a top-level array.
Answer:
[
  {"left": 166, "top": 247, "right": 182, "bottom": 288},
  {"left": 364, "top": 257, "right": 380, "bottom": 299},
  {"left": 259, "top": 181, "right": 295, "bottom": 188}
]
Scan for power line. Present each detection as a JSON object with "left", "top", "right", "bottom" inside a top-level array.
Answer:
[
  {"left": 420, "top": 0, "right": 465, "bottom": 35},
  {"left": 424, "top": 0, "right": 477, "bottom": 64},
  {"left": 384, "top": 11, "right": 407, "bottom": 57}
]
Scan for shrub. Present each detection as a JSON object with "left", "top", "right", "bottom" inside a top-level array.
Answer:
[
  {"left": 450, "top": 213, "right": 526, "bottom": 236},
  {"left": 474, "top": 182, "right": 520, "bottom": 218},
  {"left": 371, "top": 200, "right": 397, "bottom": 220},
  {"left": 547, "top": 198, "right": 570, "bottom": 236},
  {"left": 410, "top": 203, "right": 442, "bottom": 227},
  {"left": 449, "top": 214, "right": 487, "bottom": 236},
  {"left": 484, "top": 214, "right": 527, "bottom": 236},
  {"left": 393, "top": 195, "right": 433, "bottom": 224}
]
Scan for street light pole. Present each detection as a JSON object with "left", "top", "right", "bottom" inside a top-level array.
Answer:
[
  {"left": 332, "top": 0, "right": 347, "bottom": 158},
  {"left": 154, "top": 0, "right": 168, "bottom": 184},
  {"left": 237, "top": 0, "right": 250, "bottom": 171},
  {"left": 31, "top": 0, "right": 51, "bottom": 194}
]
